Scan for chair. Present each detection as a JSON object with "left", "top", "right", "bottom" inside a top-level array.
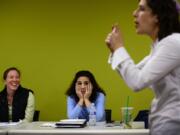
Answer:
[
  {"left": 134, "top": 110, "right": 149, "bottom": 129},
  {"left": 105, "top": 109, "right": 112, "bottom": 123},
  {"left": 33, "top": 110, "right": 40, "bottom": 121}
]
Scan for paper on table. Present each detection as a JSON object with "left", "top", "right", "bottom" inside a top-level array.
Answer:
[
  {"left": 41, "top": 123, "right": 56, "bottom": 127},
  {"left": 58, "top": 119, "right": 86, "bottom": 124},
  {"left": 0, "top": 122, "right": 20, "bottom": 127}
]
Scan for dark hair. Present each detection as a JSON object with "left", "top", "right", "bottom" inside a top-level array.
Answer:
[
  {"left": 65, "top": 70, "right": 106, "bottom": 102},
  {"left": 3, "top": 67, "right": 21, "bottom": 80},
  {"left": 146, "top": 0, "right": 180, "bottom": 40}
]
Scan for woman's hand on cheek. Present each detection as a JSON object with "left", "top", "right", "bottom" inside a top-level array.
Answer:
[
  {"left": 76, "top": 90, "right": 83, "bottom": 99},
  {"left": 84, "top": 84, "right": 92, "bottom": 99},
  {"left": 76, "top": 90, "right": 84, "bottom": 106}
]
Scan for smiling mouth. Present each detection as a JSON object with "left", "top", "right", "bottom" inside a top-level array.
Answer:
[{"left": 11, "top": 83, "right": 18, "bottom": 86}]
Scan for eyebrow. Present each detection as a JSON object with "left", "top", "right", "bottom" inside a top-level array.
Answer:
[{"left": 76, "top": 81, "right": 89, "bottom": 83}]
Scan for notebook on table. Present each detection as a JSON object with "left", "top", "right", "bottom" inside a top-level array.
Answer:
[{"left": 55, "top": 119, "right": 87, "bottom": 128}]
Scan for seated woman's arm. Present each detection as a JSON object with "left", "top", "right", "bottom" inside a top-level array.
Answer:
[
  {"left": 23, "top": 92, "right": 35, "bottom": 122},
  {"left": 95, "top": 93, "right": 105, "bottom": 122},
  {"left": 67, "top": 96, "right": 82, "bottom": 119}
]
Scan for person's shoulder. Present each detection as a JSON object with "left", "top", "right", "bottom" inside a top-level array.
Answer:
[
  {"left": 0, "top": 89, "right": 5, "bottom": 96},
  {"left": 20, "top": 86, "right": 34, "bottom": 94},
  {"left": 162, "top": 33, "right": 180, "bottom": 43},
  {"left": 0, "top": 87, "right": 7, "bottom": 94},
  {"left": 0, "top": 89, "right": 5, "bottom": 94},
  {"left": 159, "top": 33, "right": 180, "bottom": 48},
  {"left": 67, "top": 95, "right": 76, "bottom": 103},
  {"left": 67, "top": 95, "right": 75, "bottom": 100},
  {"left": 97, "top": 92, "right": 105, "bottom": 97}
]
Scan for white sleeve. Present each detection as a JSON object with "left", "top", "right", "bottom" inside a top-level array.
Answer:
[
  {"left": 108, "top": 47, "right": 131, "bottom": 70},
  {"left": 23, "top": 92, "right": 35, "bottom": 122},
  {"left": 110, "top": 37, "right": 180, "bottom": 91}
]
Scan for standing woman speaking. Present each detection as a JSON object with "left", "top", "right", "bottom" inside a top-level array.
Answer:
[{"left": 105, "top": 0, "right": 180, "bottom": 135}]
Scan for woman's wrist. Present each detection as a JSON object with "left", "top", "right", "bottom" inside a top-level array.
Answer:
[
  {"left": 84, "top": 99, "right": 91, "bottom": 107},
  {"left": 78, "top": 98, "right": 84, "bottom": 106}
]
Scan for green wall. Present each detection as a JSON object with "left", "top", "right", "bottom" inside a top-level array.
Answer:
[{"left": 0, "top": 0, "right": 155, "bottom": 121}]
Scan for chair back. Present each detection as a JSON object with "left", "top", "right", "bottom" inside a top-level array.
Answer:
[
  {"left": 105, "top": 109, "right": 112, "bottom": 123},
  {"left": 134, "top": 110, "right": 149, "bottom": 129},
  {"left": 33, "top": 110, "right": 40, "bottom": 121}
]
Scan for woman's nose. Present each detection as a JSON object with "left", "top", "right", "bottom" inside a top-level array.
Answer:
[
  {"left": 133, "top": 9, "right": 137, "bottom": 17},
  {"left": 81, "top": 84, "right": 86, "bottom": 88},
  {"left": 12, "top": 77, "right": 19, "bottom": 81}
]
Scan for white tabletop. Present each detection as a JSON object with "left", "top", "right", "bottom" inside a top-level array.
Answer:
[
  {"left": 0, "top": 130, "right": 6, "bottom": 135},
  {"left": 7, "top": 122, "right": 149, "bottom": 135}
]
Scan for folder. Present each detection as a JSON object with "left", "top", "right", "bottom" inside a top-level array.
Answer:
[{"left": 55, "top": 119, "right": 87, "bottom": 128}]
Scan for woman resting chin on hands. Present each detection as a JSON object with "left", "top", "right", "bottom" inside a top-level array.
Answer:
[{"left": 65, "top": 70, "right": 106, "bottom": 122}]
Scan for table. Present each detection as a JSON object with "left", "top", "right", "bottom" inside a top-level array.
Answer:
[
  {"left": 7, "top": 122, "right": 149, "bottom": 135},
  {"left": 0, "top": 130, "right": 7, "bottom": 135}
]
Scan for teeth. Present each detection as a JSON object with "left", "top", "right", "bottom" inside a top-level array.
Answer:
[{"left": 11, "top": 84, "right": 18, "bottom": 86}]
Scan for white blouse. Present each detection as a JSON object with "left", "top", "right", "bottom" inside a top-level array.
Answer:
[{"left": 109, "top": 33, "right": 180, "bottom": 134}]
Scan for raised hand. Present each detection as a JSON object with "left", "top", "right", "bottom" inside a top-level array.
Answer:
[{"left": 105, "top": 24, "right": 124, "bottom": 53}]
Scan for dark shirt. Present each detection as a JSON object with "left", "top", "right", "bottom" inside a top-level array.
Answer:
[{"left": 0, "top": 85, "right": 33, "bottom": 122}]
